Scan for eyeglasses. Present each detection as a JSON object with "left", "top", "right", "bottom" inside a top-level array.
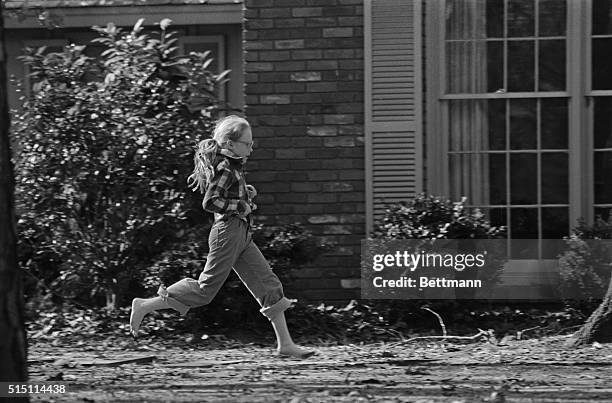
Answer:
[{"left": 233, "top": 140, "right": 255, "bottom": 148}]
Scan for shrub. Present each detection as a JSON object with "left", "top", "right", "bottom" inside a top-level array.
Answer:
[
  {"left": 141, "top": 225, "right": 210, "bottom": 294},
  {"left": 372, "top": 194, "right": 506, "bottom": 240},
  {"left": 252, "top": 223, "right": 334, "bottom": 280},
  {"left": 558, "top": 214, "right": 612, "bottom": 302},
  {"left": 371, "top": 194, "right": 507, "bottom": 295},
  {"left": 12, "top": 19, "right": 228, "bottom": 309}
]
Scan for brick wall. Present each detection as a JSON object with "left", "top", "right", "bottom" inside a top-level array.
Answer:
[{"left": 243, "top": 0, "right": 364, "bottom": 302}]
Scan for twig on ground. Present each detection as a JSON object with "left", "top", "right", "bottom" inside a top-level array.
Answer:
[
  {"left": 516, "top": 326, "right": 541, "bottom": 340},
  {"left": 347, "top": 343, "right": 370, "bottom": 351},
  {"left": 389, "top": 329, "right": 491, "bottom": 346},
  {"left": 385, "top": 328, "right": 405, "bottom": 341},
  {"left": 422, "top": 306, "right": 447, "bottom": 337},
  {"left": 553, "top": 324, "right": 583, "bottom": 336}
]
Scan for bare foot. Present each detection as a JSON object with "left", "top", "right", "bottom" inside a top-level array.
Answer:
[
  {"left": 129, "top": 298, "right": 146, "bottom": 338},
  {"left": 277, "top": 344, "right": 315, "bottom": 359}
]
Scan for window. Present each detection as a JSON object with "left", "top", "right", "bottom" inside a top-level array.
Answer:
[
  {"left": 179, "top": 35, "right": 226, "bottom": 101},
  {"left": 591, "top": 0, "right": 612, "bottom": 220},
  {"left": 426, "top": 0, "right": 611, "bottom": 258}
]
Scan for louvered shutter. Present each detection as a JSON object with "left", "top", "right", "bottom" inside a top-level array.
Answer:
[{"left": 364, "top": 0, "right": 423, "bottom": 234}]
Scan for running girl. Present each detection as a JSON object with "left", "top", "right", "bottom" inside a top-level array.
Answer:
[{"left": 129, "top": 115, "right": 313, "bottom": 358}]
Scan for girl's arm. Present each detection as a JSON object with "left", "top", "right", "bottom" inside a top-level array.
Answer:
[
  {"left": 246, "top": 184, "right": 257, "bottom": 200},
  {"left": 202, "top": 163, "right": 250, "bottom": 216}
]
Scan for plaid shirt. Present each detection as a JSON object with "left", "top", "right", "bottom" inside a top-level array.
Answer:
[{"left": 203, "top": 154, "right": 252, "bottom": 222}]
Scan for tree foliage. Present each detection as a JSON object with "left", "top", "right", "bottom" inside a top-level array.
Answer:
[
  {"left": 372, "top": 194, "right": 506, "bottom": 240},
  {"left": 559, "top": 214, "right": 612, "bottom": 301},
  {"left": 371, "top": 194, "right": 507, "bottom": 293},
  {"left": 12, "top": 19, "right": 228, "bottom": 308}
]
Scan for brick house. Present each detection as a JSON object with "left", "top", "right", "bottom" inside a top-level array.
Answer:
[{"left": 6, "top": 0, "right": 612, "bottom": 301}]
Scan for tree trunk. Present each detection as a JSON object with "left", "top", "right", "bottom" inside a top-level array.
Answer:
[
  {"left": 0, "top": 2, "right": 28, "bottom": 388},
  {"left": 573, "top": 273, "right": 612, "bottom": 345}
]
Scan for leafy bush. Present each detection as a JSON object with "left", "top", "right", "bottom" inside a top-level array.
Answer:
[
  {"left": 26, "top": 299, "right": 587, "bottom": 344},
  {"left": 558, "top": 214, "right": 612, "bottom": 302},
  {"left": 12, "top": 19, "right": 228, "bottom": 309},
  {"left": 372, "top": 194, "right": 506, "bottom": 240},
  {"left": 141, "top": 226, "right": 210, "bottom": 294},
  {"left": 252, "top": 223, "right": 334, "bottom": 279},
  {"left": 371, "top": 194, "right": 507, "bottom": 295}
]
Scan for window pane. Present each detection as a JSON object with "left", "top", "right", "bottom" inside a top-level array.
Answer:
[
  {"left": 594, "top": 207, "right": 612, "bottom": 221},
  {"left": 488, "top": 208, "right": 507, "bottom": 228},
  {"left": 447, "top": 41, "right": 501, "bottom": 93},
  {"left": 508, "top": 41, "right": 535, "bottom": 91},
  {"left": 539, "top": 39, "right": 566, "bottom": 91},
  {"left": 447, "top": 100, "right": 508, "bottom": 207},
  {"left": 447, "top": 0, "right": 497, "bottom": 39},
  {"left": 446, "top": 41, "right": 472, "bottom": 93},
  {"left": 446, "top": 0, "right": 474, "bottom": 39},
  {"left": 594, "top": 152, "right": 612, "bottom": 203},
  {"left": 592, "top": 0, "right": 612, "bottom": 35},
  {"left": 541, "top": 98, "right": 568, "bottom": 149},
  {"left": 541, "top": 153, "right": 568, "bottom": 204},
  {"left": 449, "top": 100, "right": 490, "bottom": 151},
  {"left": 594, "top": 98, "right": 612, "bottom": 149},
  {"left": 448, "top": 100, "right": 507, "bottom": 151},
  {"left": 541, "top": 208, "right": 569, "bottom": 238},
  {"left": 488, "top": 99, "right": 506, "bottom": 150},
  {"left": 510, "top": 99, "right": 537, "bottom": 149},
  {"left": 489, "top": 153, "right": 507, "bottom": 205},
  {"left": 592, "top": 38, "right": 612, "bottom": 90},
  {"left": 539, "top": 0, "right": 566, "bottom": 37},
  {"left": 541, "top": 208, "right": 568, "bottom": 258},
  {"left": 486, "top": 41, "right": 504, "bottom": 92},
  {"left": 510, "top": 208, "right": 538, "bottom": 258},
  {"left": 511, "top": 154, "right": 538, "bottom": 204},
  {"left": 486, "top": 0, "right": 504, "bottom": 38},
  {"left": 449, "top": 153, "right": 492, "bottom": 205},
  {"left": 508, "top": 0, "right": 535, "bottom": 37}
]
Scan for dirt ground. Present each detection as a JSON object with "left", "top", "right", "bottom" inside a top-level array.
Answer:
[{"left": 25, "top": 334, "right": 612, "bottom": 403}]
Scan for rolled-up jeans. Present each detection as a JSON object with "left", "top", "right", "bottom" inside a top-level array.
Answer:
[{"left": 165, "top": 216, "right": 293, "bottom": 321}]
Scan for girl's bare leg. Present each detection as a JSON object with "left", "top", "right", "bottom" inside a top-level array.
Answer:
[
  {"left": 129, "top": 291, "right": 189, "bottom": 337},
  {"left": 270, "top": 312, "right": 314, "bottom": 358}
]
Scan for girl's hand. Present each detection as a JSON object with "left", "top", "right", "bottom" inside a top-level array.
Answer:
[
  {"left": 242, "top": 203, "right": 252, "bottom": 216},
  {"left": 246, "top": 184, "right": 257, "bottom": 200}
]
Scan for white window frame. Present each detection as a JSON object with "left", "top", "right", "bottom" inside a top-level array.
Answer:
[{"left": 425, "top": 0, "right": 592, "bottom": 236}]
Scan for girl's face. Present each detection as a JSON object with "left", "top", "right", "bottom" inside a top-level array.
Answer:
[{"left": 228, "top": 126, "right": 253, "bottom": 158}]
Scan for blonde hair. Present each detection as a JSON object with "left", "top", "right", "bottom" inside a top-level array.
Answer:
[{"left": 187, "top": 115, "right": 250, "bottom": 193}]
